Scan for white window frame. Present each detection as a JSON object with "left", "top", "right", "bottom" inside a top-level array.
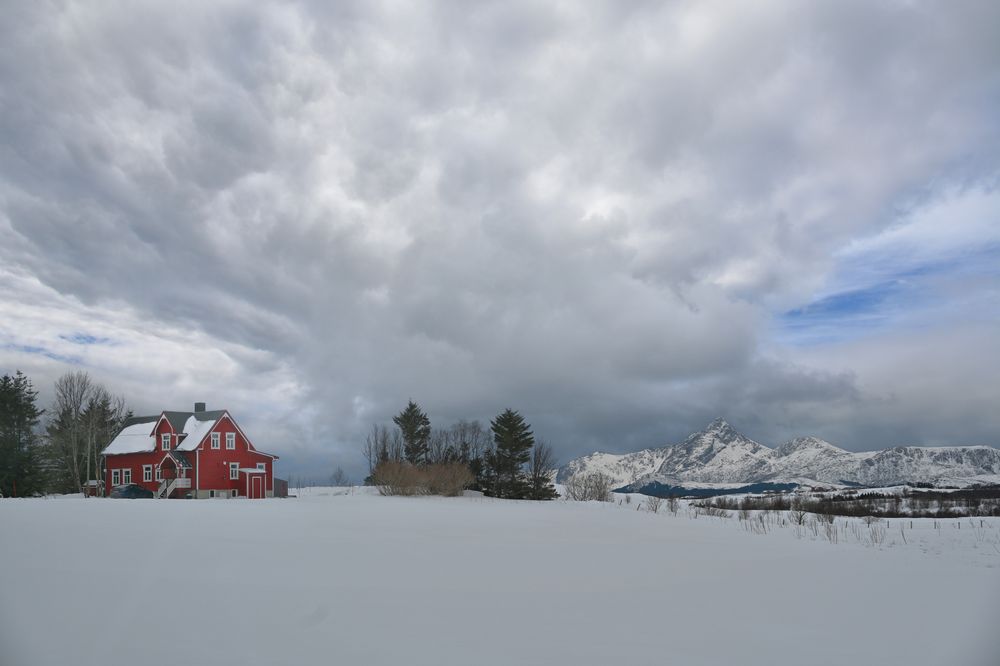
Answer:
[
  {"left": 211, "top": 432, "right": 220, "bottom": 449},
  {"left": 229, "top": 462, "right": 239, "bottom": 480},
  {"left": 161, "top": 433, "right": 170, "bottom": 450},
  {"left": 155, "top": 466, "right": 162, "bottom": 482},
  {"left": 123, "top": 468, "right": 132, "bottom": 484},
  {"left": 112, "top": 469, "right": 121, "bottom": 486},
  {"left": 143, "top": 465, "right": 153, "bottom": 482},
  {"left": 256, "top": 462, "right": 266, "bottom": 471},
  {"left": 225, "top": 432, "right": 235, "bottom": 450}
]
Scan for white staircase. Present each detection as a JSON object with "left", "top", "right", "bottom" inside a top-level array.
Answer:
[
  {"left": 156, "top": 477, "right": 191, "bottom": 498},
  {"left": 157, "top": 478, "right": 177, "bottom": 499}
]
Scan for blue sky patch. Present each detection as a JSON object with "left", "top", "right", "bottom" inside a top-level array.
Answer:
[
  {"left": 59, "top": 333, "right": 112, "bottom": 345},
  {"left": 4, "top": 343, "right": 82, "bottom": 365}
]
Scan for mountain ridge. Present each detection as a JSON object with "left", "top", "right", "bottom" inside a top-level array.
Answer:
[{"left": 556, "top": 419, "right": 1000, "bottom": 490}]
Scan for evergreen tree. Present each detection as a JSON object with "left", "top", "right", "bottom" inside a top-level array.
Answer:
[
  {"left": 393, "top": 400, "right": 431, "bottom": 465},
  {"left": 0, "top": 371, "right": 44, "bottom": 497},
  {"left": 488, "top": 408, "right": 534, "bottom": 499}
]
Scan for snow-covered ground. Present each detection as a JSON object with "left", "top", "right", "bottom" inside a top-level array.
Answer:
[{"left": 2, "top": 489, "right": 998, "bottom": 666}]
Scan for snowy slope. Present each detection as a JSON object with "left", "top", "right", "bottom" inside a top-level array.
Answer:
[
  {"left": 766, "top": 436, "right": 874, "bottom": 484},
  {"left": 559, "top": 419, "right": 1000, "bottom": 489},
  {"left": 555, "top": 448, "right": 669, "bottom": 488},
  {"left": 1, "top": 491, "right": 998, "bottom": 666}
]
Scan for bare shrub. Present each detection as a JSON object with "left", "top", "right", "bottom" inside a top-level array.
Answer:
[
  {"left": 702, "top": 506, "right": 730, "bottom": 519},
  {"left": 372, "top": 461, "right": 473, "bottom": 496},
  {"left": 424, "top": 463, "right": 474, "bottom": 496},
  {"left": 824, "top": 519, "right": 839, "bottom": 544},
  {"left": 372, "top": 461, "right": 423, "bottom": 496},
  {"left": 666, "top": 496, "right": 679, "bottom": 515},
  {"left": 867, "top": 521, "right": 886, "bottom": 546},
  {"left": 645, "top": 495, "right": 664, "bottom": 513},
  {"left": 564, "top": 473, "right": 614, "bottom": 502},
  {"left": 330, "top": 466, "right": 349, "bottom": 487}
]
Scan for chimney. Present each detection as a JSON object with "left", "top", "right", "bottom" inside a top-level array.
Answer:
[{"left": 194, "top": 402, "right": 206, "bottom": 413}]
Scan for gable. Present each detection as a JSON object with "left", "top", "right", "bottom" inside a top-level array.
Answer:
[{"left": 102, "top": 407, "right": 277, "bottom": 459}]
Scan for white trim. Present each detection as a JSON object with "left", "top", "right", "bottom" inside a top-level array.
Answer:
[
  {"left": 225, "top": 432, "right": 235, "bottom": 450},
  {"left": 161, "top": 433, "right": 171, "bottom": 451},
  {"left": 229, "top": 462, "right": 239, "bottom": 480},
  {"left": 155, "top": 465, "right": 162, "bottom": 482},
  {"left": 112, "top": 469, "right": 121, "bottom": 486},
  {"left": 221, "top": 412, "right": 280, "bottom": 459},
  {"left": 156, "top": 451, "right": 188, "bottom": 470},
  {"left": 256, "top": 462, "right": 266, "bottom": 471},
  {"left": 221, "top": 412, "right": 250, "bottom": 446},
  {"left": 143, "top": 465, "right": 153, "bottom": 482},
  {"left": 123, "top": 468, "right": 132, "bottom": 484},
  {"left": 211, "top": 432, "right": 220, "bottom": 449},
  {"left": 152, "top": 413, "right": 172, "bottom": 434},
  {"left": 218, "top": 412, "right": 277, "bottom": 457}
]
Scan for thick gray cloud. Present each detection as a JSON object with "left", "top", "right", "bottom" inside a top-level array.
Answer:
[{"left": 2, "top": 0, "right": 999, "bottom": 478}]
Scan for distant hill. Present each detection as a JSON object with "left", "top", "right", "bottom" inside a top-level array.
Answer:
[{"left": 557, "top": 418, "right": 1000, "bottom": 491}]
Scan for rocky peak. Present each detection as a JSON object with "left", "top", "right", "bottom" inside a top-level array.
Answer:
[
  {"left": 775, "top": 436, "right": 840, "bottom": 456},
  {"left": 698, "top": 417, "right": 740, "bottom": 443}
]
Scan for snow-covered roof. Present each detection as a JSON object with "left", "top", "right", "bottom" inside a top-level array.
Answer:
[
  {"left": 102, "top": 421, "right": 157, "bottom": 455},
  {"left": 103, "top": 412, "right": 224, "bottom": 456},
  {"left": 176, "top": 415, "right": 220, "bottom": 451}
]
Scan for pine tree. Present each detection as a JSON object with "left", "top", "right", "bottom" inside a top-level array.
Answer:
[
  {"left": 393, "top": 400, "right": 431, "bottom": 465},
  {"left": 488, "top": 408, "right": 534, "bottom": 499},
  {"left": 0, "top": 371, "right": 44, "bottom": 497}
]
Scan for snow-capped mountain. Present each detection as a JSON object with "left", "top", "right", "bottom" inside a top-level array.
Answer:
[{"left": 556, "top": 418, "right": 1000, "bottom": 490}]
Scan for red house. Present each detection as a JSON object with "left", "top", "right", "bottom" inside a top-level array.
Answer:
[{"left": 101, "top": 403, "right": 278, "bottom": 499}]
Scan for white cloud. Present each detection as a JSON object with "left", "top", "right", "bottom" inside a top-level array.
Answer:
[{"left": 1, "top": 1, "right": 999, "bottom": 474}]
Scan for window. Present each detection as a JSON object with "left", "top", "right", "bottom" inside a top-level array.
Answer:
[
  {"left": 231, "top": 489, "right": 238, "bottom": 498},
  {"left": 156, "top": 466, "right": 162, "bottom": 482},
  {"left": 123, "top": 468, "right": 132, "bottom": 484},
  {"left": 211, "top": 433, "right": 220, "bottom": 449},
  {"left": 143, "top": 465, "right": 153, "bottom": 482},
  {"left": 229, "top": 462, "right": 239, "bottom": 480},
  {"left": 256, "top": 462, "right": 266, "bottom": 471},
  {"left": 226, "top": 432, "right": 235, "bottom": 450},
  {"left": 112, "top": 469, "right": 120, "bottom": 486},
  {"left": 161, "top": 433, "right": 170, "bottom": 450}
]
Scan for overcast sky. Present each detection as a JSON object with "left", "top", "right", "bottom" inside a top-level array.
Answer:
[{"left": 2, "top": 1, "right": 999, "bottom": 479}]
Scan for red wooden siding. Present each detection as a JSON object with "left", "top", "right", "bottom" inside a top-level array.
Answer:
[{"left": 104, "top": 411, "right": 276, "bottom": 498}]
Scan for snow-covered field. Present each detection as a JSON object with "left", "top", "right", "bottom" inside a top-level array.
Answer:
[{"left": 2, "top": 489, "right": 999, "bottom": 666}]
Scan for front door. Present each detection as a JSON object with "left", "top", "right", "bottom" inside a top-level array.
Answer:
[{"left": 251, "top": 475, "right": 263, "bottom": 499}]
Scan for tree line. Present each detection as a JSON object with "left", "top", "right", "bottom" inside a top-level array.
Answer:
[
  {"left": 1, "top": 370, "right": 561, "bottom": 501},
  {"left": 363, "top": 400, "right": 558, "bottom": 500},
  {"left": 0, "top": 369, "right": 131, "bottom": 497}
]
